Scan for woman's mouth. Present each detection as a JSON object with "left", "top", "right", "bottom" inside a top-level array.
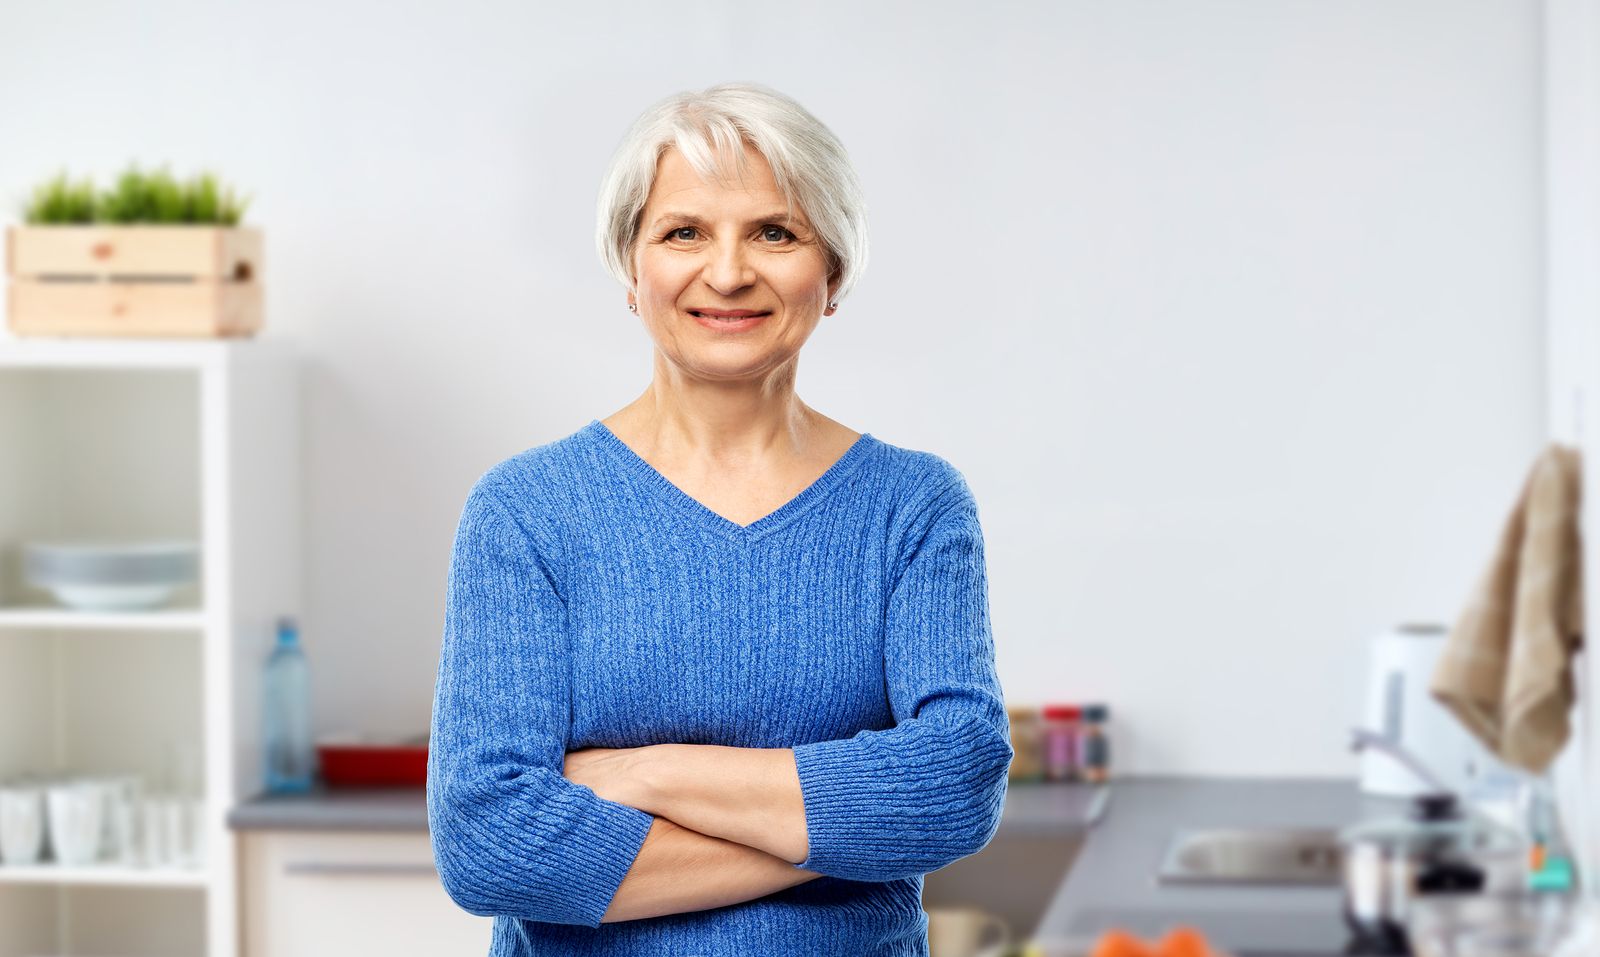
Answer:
[{"left": 689, "top": 310, "right": 770, "bottom": 332}]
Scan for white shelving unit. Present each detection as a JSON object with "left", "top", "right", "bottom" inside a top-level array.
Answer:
[{"left": 0, "top": 338, "right": 300, "bottom": 957}]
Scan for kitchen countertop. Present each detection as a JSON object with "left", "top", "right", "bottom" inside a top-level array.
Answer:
[
  {"left": 228, "top": 787, "right": 438, "bottom": 831},
  {"left": 228, "top": 777, "right": 1111, "bottom": 834},
  {"left": 231, "top": 775, "right": 1410, "bottom": 954},
  {"left": 1034, "top": 776, "right": 1415, "bottom": 956}
]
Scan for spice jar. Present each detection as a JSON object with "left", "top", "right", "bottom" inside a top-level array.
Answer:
[
  {"left": 1041, "top": 704, "right": 1081, "bottom": 782},
  {"left": 1079, "top": 704, "right": 1110, "bottom": 783},
  {"left": 1006, "top": 706, "right": 1043, "bottom": 782}
]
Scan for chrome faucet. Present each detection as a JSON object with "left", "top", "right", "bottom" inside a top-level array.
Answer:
[{"left": 1348, "top": 726, "right": 1458, "bottom": 798}]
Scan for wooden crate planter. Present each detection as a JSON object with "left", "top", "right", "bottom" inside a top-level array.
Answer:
[{"left": 5, "top": 226, "right": 262, "bottom": 338}]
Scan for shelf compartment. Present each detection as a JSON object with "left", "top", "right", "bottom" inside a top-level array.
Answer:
[
  {"left": 0, "top": 366, "right": 204, "bottom": 611},
  {"left": 58, "top": 884, "right": 204, "bottom": 956},
  {"left": 0, "top": 629, "right": 204, "bottom": 793}
]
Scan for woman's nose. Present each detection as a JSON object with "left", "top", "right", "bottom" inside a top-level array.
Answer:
[{"left": 702, "top": 240, "right": 755, "bottom": 295}]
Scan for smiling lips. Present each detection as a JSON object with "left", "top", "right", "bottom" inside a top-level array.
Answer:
[
  {"left": 690, "top": 308, "right": 770, "bottom": 318},
  {"left": 688, "top": 308, "right": 771, "bottom": 332}
]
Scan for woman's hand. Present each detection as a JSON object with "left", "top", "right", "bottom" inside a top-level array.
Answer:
[{"left": 562, "top": 745, "right": 656, "bottom": 811}]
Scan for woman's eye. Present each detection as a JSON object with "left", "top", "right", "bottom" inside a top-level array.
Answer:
[
  {"left": 669, "top": 226, "right": 697, "bottom": 241},
  {"left": 761, "top": 225, "right": 796, "bottom": 243}
]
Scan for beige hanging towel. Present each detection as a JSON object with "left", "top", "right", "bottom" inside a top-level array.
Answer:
[{"left": 1430, "top": 443, "right": 1585, "bottom": 774}]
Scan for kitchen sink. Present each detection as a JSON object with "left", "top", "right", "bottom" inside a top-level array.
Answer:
[{"left": 1156, "top": 828, "right": 1344, "bottom": 886}]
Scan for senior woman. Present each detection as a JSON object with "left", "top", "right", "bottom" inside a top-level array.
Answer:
[{"left": 427, "top": 82, "right": 1013, "bottom": 956}]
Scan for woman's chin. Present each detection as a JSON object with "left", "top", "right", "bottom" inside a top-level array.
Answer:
[{"left": 670, "top": 349, "right": 793, "bottom": 380}]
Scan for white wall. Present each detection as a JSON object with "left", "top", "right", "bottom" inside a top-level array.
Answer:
[
  {"left": 1544, "top": 0, "right": 1600, "bottom": 900},
  {"left": 0, "top": 0, "right": 1546, "bottom": 776}
]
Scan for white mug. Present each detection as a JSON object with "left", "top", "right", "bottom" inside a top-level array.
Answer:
[
  {"left": 0, "top": 786, "right": 46, "bottom": 865},
  {"left": 46, "top": 782, "right": 104, "bottom": 867}
]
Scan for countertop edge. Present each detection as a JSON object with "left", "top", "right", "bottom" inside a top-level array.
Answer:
[{"left": 227, "top": 780, "right": 1110, "bottom": 833}]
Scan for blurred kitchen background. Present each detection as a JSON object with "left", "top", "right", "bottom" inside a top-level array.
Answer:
[{"left": 2, "top": 1, "right": 1599, "bottom": 956}]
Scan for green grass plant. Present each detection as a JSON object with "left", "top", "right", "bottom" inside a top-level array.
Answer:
[{"left": 21, "top": 164, "right": 252, "bottom": 225}]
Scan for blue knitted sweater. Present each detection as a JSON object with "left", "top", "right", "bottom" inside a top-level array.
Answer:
[{"left": 427, "top": 419, "right": 1013, "bottom": 956}]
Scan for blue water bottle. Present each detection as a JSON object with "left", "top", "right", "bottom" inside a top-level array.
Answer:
[{"left": 264, "top": 615, "right": 315, "bottom": 793}]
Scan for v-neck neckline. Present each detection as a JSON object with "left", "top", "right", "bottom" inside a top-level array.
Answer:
[{"left": 584, "top": 419, "right": 878, "bottom": 543}]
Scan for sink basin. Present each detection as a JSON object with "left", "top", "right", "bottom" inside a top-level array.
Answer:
[{"left": 1156, "top": 827, "right": 1344, "bottom": 886}]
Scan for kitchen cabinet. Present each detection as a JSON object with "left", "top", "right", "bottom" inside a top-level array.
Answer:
[
  {"left": 923, "top": 782, "right": 1106, "bottom": 941},
  {"left": 238, "top": 830, "right": 490, "bottom": 957},
  {"left": 924, "top": 831, "right": 1086, "bottom": 944},
  {"left": 0, "top": 338, "right": 299, "bottom": 957}
]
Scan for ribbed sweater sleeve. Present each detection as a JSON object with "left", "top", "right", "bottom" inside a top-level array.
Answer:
[
  {"left": 427, "top": 475, "right": 655, "bottom": 927},
  {"left": 789, "top": 468, "right": 1014, "bottom": 882}
]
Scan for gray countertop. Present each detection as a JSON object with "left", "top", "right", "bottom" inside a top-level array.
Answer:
[
  {"left": 228, "top": 778, "right": 1110, "bottom": 834},
  {"left": 228, "top": 787, "right": 435, "bottom": 831},
  {"left": 1035, "top": 776, "right": 1413, "bottom": 956},
  {"left": 232, "top": 775, "right": 1414, "bottom": 954}
]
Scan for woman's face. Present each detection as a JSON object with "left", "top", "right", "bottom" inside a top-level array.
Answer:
[{"left": 629, "top": 142, "right": 838, "bottom": 382}]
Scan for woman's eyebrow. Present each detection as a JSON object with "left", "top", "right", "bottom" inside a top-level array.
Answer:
[{"left": 652, "top": 211, "right": 806, "bottom": 228}]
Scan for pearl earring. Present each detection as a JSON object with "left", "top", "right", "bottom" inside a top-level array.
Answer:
[{"left": 628, "top": 303, "right": 637, "bottom": 313}]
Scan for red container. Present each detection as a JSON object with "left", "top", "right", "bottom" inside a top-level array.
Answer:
[{"left": 316, "top": 734, "right": 429, "bottom": 788}]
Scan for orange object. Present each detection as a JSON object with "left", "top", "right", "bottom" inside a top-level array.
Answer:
[
  {"left": 1090, "top": 929, "right": 1154, "bottom": 957},
  {"left": 1156, "top": 926, "right": 1212, "bottom": 957},
  {"left": 1091, "top": 924, "right": 1231, "bottom": 957}
]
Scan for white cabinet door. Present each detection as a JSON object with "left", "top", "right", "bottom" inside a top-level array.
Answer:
[{"left": 240, "top": 830, "right": 491, "bottom": 957}]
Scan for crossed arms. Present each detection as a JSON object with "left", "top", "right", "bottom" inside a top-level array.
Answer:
[{"left": 560, "top": 744, "right": 819, "bottom": 922}]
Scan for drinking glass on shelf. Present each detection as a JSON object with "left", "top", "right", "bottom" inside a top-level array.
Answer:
[
  {"left": 87, "top": 774, "right": 142, "bottom": 866},
  {"left": 0, "top": 783, "right": 46, "bottom": 866},
  {"left": 183, "top": 796, "right": 206, "bottom": 869},
  {"left": 161, "top": 796, "right": 183, "bottom": 868},
  {"left": 138, "top": 793, "right": 202, "bottom": 869},
  {"left": 139, "top": 794, "right": 170, "bottom": 869}
]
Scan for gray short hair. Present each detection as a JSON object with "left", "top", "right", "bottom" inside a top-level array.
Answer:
[{"left": 594, "top": 82, "right": 869, "bottom": 308}]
